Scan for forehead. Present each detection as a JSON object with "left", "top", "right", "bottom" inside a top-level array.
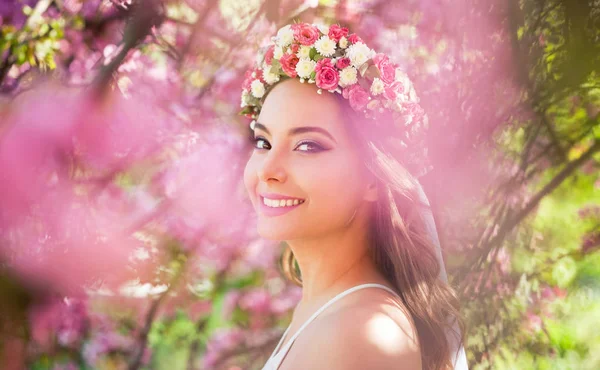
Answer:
[{"left": 257, "top": 79, "right": 345, "bottom": 135}]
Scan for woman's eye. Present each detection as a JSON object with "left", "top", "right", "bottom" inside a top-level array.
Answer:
[
  {"left": 296, "top": 140, "right": 324, "bottom": 153},
  {"left": 253, "top": 137, "right": 324, "bottom": 153},
  {"left": 253, "top": 137, "right": 270, "bottom": 150}
]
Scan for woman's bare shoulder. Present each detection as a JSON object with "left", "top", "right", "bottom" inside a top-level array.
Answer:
[
  {"left": 331, "top": 288, "right": 420, "bottom": 351},
  {"left": 283, "top": 289, "right": 421, "bottom": 370}
]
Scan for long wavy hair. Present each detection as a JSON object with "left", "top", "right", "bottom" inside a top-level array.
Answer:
[{"left": 278, "top": 91, "right": 467, "bottom": 370}]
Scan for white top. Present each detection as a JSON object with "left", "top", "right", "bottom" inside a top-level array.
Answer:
[{"left": 260, "top": 283, "right": 401, "bottom": 370}]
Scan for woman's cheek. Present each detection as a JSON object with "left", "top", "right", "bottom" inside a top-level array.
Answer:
[
  {"left": 321, "top": 160, "right": 364, "bottom": 200},
  {"left": 243, "top": 156, "right": 258, "bottom": 205}
]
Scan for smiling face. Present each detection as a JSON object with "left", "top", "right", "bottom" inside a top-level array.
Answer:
[{"left": 243, "top": 78, "right": 376, "bottom": 241}]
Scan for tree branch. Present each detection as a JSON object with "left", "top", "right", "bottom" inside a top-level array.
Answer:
[{"left": 463, "top": 139, "right": 600, "bottom": 284}]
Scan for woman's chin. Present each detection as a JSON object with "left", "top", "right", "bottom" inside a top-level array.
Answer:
[{"left": 257, "top": 223, "right": 298, "bottom": 241}]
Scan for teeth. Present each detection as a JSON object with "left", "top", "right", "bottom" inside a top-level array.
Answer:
[{"left": 263, "top": 197, "right": 305, "bottom": 208}]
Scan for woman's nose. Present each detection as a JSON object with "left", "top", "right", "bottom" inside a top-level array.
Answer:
[{"left": 257, "top": 150, "right": 288, "bottom": 183}]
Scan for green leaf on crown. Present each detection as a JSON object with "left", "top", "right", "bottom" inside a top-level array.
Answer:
[
  {"left": 269, "top": 65, "right": 282, "bottom": 75},
  {"left": 239, "top": 106, "right": 254, "bottom": 116}
]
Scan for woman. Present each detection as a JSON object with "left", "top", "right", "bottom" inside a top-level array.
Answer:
[{"left": 241, "top": 22, "right": 468, "bottom": 370}]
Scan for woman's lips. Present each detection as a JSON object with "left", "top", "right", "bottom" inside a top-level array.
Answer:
[{"left": 258, "top": 196, "right": 304, "bottom": 217}]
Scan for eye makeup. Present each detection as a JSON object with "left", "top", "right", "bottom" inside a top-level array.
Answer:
[{"left": 253, "top": 136, "right": 328, "bottom": 153}]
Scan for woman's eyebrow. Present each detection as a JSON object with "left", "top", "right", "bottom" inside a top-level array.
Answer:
[{"left": 254, "top": 122, "right": 337, "bottom": 143}]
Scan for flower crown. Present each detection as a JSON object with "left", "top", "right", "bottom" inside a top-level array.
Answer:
[{"left": 240, "top": 22, "right": 432, "bottom": 177}]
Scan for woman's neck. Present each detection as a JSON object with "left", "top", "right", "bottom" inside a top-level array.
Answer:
[{"left": 286, "top": 229, "right": 389, "bottom": 308}]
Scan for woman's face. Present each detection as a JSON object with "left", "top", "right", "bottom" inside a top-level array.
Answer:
[{"left": 243, "top": 78, "right": 374, "bottom": 241}]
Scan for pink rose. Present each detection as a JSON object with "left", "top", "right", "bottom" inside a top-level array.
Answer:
[
  {"left": 242, "top": 70, "right": 253, "bottom": 91},
  {"left": 254, "top": 67, "right": 264, "bottom": 83},
  {"left": 289, "top": 43, "right": 299, "bottom": 54},
  {"left": 347, "top": 33, "right": 362, "bottom": 44},
  {"left": 336, "top": 57, "right": 351, "bottom": 69},
  {"left": 315, "top": 66, "right": 339, "bottom": 91},
  {"left": 279, "top": 53, "right": 299, "bottom": 77},
  {"left": 404, "top": 102, "right": 424, "bottom": 120},
  {"left": 328, "top": 24, "right": 349, "bottom": 42},
  {"left": 344, "top": 85, "right": 370, "bottom": 111},
  {"left": 372, "top": 53, "right": 395, "bottom": 84},
  {"left": 242, "top": 68, "right": 263, "bottom": 90},
  {"left": 399, "top": 102, "right": 425, "bottom": 126},
  {"left": 315, "top": 58, "right": 333, "bottom": 73},
  {"left": 342, "top": 84, "right": 353, "bottom": 99},
  {"left": 383, "top": 81, "right": 405, "bottom": 101},
  {"left": 264, "top": 45, "right": 274, "bottom": 65},
  {"left": 292, "top": 23, "right": 320, "bottom": 46}
]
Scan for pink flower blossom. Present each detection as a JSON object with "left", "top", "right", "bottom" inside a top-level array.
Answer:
[
  {"left": 264, "top": 45, "right": 275, "bottom": 65},
  {"left": 401, "top": 102, "right": 425, "bottom": 126},
  {"left": 82, "top": 331, "right": 135, "bottom": 365},
  {"left": 242, "top": 69, "right": 254, "bottom": 91},
  {"left": 203, "top": 328, "right": 245, "bottom": 368},
  {"left": 239, "top": 288, "right": 272, "bottom": 314},
  {"left": 328, "top": 24, "right": 349, "bottom": 42},
  {"left": 315, "top": 58, "right": 333, "bottom": 73},
  {"left": 347, "top": 33, "right": 363, "bottom": 44},
  {"left": 29, "top": 299, "right": 89, "bottom": 351},
  {"left": 315, "top": 65, "right": 339, "bottom": 91},
  {"left": 344, "top": 85, "right": 370, "bottom": 111},
  {"left": 526, "top": 312, "right": 542, "bottom": 333},
  {"left": 5, "top": 184, "right": 146, "bottom": 295},
  {"left": 336, "top": 57, "right": 351, "bottom": 69},
  {"left": 372, "top": 53, "right": 396, "bottom": 84},
  {"left": 383, "top": 81, "right": 406, "bottom": 101},
  {"left": 279, "top": 53, "right": 299, "bottom": 77},
  {"left": 292, "top": 23, "right": 320, "bottom": 45},
  {"left": 222, "top": 291, "right": 242, "bottom": 321},
  {"left": 154, "top": 125, "right": 251, "bottom": 269},
  {"left": 270, "top": 287, "right": 302, "bottom": 315}
]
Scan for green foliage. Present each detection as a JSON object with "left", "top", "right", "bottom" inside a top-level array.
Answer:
[
  {"left": 463, "top": 1, "right": 600, "bottom": 368},
  {"left": 149, "top": 312, "right": 197, "bottom": 369},
  {"left": 0, "top": 10, "right": 66, "bottom": 71}
]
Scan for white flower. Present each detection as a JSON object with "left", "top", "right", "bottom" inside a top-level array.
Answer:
[
  {"left": 395, "top": 68, "right": 411, "bottom": 85},
  {"left": 297, "top": 45, "right": 312, "bottom": 59},
  {"left": 295, "top": 58, "right": 316, "bottom": 79},
  {"left": 394, "top": 68, "right": 415, "bottom": 101},
  {"left": 314, "top": 36, "right": 336, "bottom": 57},
  {"left": 273, "top": 46, "right": 284, "bottom": 60},
  {"left": 346, "top": 42, "right": 374, "bottom": 68},
  {"left": 240, "top": 91, "right": 250, "bottom": 107},
  {"left": 339, "top": 36, "right": 348, "bottom": 49},
  {"left": 276, "top": 25, "right": 294, "bottom": 47},
  {"left": 262, "top": 65, "right": 280, "bottom": 85},
  {"left": 255, "top": 52, "right": 264, "bottom": 65},
  {"left": 339, "top": 66, "right": 358, "bottom": 87},
  {"left": 317, "top": 24, "right": 330, "bottom": 35},
  {"left": 408, "top": 84, "right": 419, "bottom": 102},
  {"left": 251, "top": 80, "right": 265, "bottom": 98},
  {"left": 370, "top": 78, "right": 385, "bottom": 95}
]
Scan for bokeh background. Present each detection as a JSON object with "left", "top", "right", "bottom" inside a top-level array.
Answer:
[{"left": 0, "top": 1, "right": 599, "bottom": 369}]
